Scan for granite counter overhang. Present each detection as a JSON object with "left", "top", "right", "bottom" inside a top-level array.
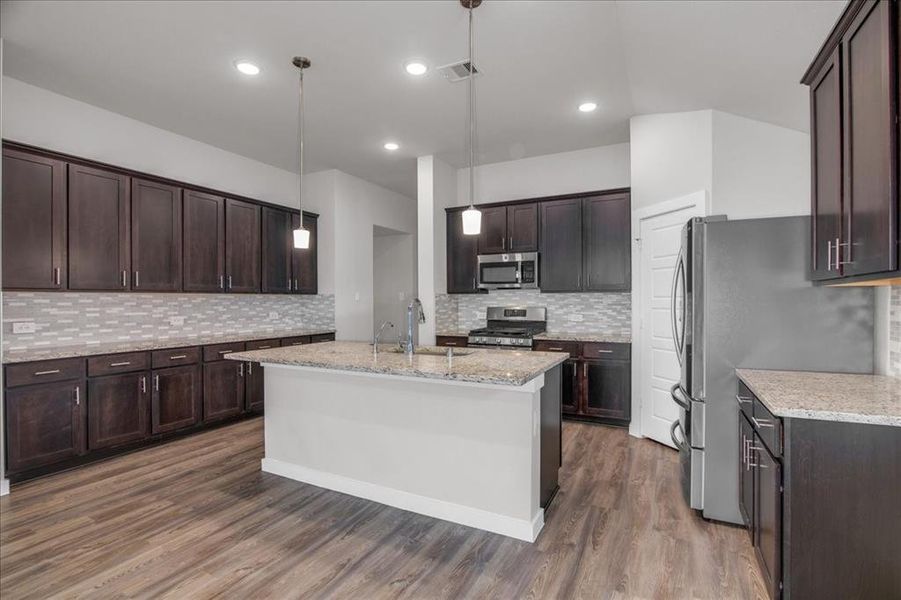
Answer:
[
  {"left": 227, "top": 341, "right": 568, "bottom": 387},
  {"left": 2, "top": 329, "right": 336, "bottom": 364},
  {"left": 736, "top": 368, "right": 901, "bottom": 427}
]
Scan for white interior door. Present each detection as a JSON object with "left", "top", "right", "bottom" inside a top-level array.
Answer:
[{"left": 637, "top": 197, "right": 705, "bottom": 448}]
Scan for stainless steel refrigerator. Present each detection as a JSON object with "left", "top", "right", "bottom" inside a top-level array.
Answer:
[{"left": 669, "top": 216, "right": 874, "bottom": 524}]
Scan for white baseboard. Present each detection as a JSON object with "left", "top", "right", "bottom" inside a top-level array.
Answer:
[
  {"left": 0, "top": 478, "right": 9, "bottom": 497},
  {"left": 262, "top": 457, "right": 544, "bottom": 542}
]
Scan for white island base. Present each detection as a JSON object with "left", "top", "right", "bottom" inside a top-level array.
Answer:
[{"left": 260, "top": 363, "right": 562, "bottom": 542}]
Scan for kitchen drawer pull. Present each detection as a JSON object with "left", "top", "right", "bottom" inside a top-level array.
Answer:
[
  {"left": 110, "top": 361, "right": 131, "bottom": 367},
  {"left": 445, "top": 342, "right": 457, "bottom": 346},
  {"left": 256, "top": 345, "right": 272, "bottom": 349},
  {"left": 34, "top": 369, "right": 61, "bottom": 376},
  {"left": 735, "top": 394, "right": 752, "bottom": 405},
  {"left": 752, "top": 417, "right": 774, "bottom": 429},
  {"left": 169, "top": 354, "right": 188, "bottom": 360},
  {"left": 592, "top": 349, "right": 613, "bottom": 354},
  {"left": 218, "top": 350, "right": 234, "bottom": 355},
  {"left": 548, "top": 347, "right": 564, "bottom": 351}
]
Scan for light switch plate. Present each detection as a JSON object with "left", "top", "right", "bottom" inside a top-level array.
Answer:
[
  {"left": 169, "top": 316, "right": 186, "bottom": 327},
  {"left": 12, "top": 321, "right": 36, "bottom": 334}
]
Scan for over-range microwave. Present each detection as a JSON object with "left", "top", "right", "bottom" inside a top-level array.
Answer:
[{"left": 477, "top": 252, "right": 539, "bottom": 290}]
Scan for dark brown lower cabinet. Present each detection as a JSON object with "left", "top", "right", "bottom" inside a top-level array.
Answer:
[
  {"left": 4, "top": 380, "right": 84, "bottom": 472},
  {"left": 244, "top": 338, "right": 278, "bottom": 412},
  {"left": 560, "top": 359, "right": 580, "bottom": 415},
  {"left": 203, "top": 361, "right": 244, "bottom": 422},
  {"left": 151, "top": 365, "right": 201, "bottom": 434},
  {"left": 738, "top": 413, "right": 755, "bottom": 533},
  {"left": 582, "top": 359, "right": 631, "bottom": 422},
  {"left": 88, "top": 372, "right": 150, "bottom": 450},
  {"left": 754, "top": 435, "right": 782, "bottom": 600}
]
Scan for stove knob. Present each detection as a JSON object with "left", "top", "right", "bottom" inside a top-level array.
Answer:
[{"left": 496, "top": 338, "right": 502, "bottom": 344}]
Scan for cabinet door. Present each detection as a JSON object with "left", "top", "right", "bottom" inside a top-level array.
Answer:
[
  {"left": 739, "top": 412, "right": 755, "bottom": 534},
  {"left": 68, "top": 164, "right": 130, "bottom": 290},
  {"left": 5, "top": 380, "right": 84, "bottom": 472},
  {"left": 203, "top": 361, "right": 244, "bottom": 421},
  {"left": 291, "top": 213, "right": 318, "bottom": 294},
  {"left": 507, "top": 202, "right": 538, "bottom": 252},
  {"left": 225, "top": 198, "right": 261, "bottom": 292},
  {"left": 131, "top": 178, "right": 182, "bottom": 291},
  {"left": 151, "top": 365, "right": 201, "bottom": 434},
  {"left": 262, "top": 207, "right": 292, "bottom": 293},
  {"left": 561, "top": 359, "right": 580, "bottom": 415},
  {"left": 841, "top": 0, "right": 897, "bottom": 276},
  {"left": 582, "top": 359, "right": 631, "bottom": 422},
  {"left": 183, "top": 190, "right": 225, "bottom": 292},
  {"left": 583, "top": 193, "right": 631, "bottom": 291},
  {"left": 477, "top": 206, "right": 507, "bottom": 254},
  {"left": 809, "top": 49, "right": 844, "bottom": 280},
  {"left": 446, "top": 208, "right": 479, "bottom": 293},
  {"left": 88, "top": 372, "right": 150, "bottom": 450},
  {"left": 2, "top": 148, "right": 67, "bottom": 290},
  {"left": 753, "top": 436, "right": 782, "bottom": 600},
  {"left": 245, "top": 361, "right": 264, "bottom": 412},
  {"left": 539, "top": 198, "right": 582, "bottom": 292}
]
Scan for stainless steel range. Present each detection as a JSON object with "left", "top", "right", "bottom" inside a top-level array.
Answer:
[{"left": 467, "top": 306, "right": 546, "bottom": 349}]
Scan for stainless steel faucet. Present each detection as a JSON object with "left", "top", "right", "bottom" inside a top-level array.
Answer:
[
  {"left": 404, "top": 298, "right": 426, "bottom": 356},
  {"left": 372, "top": 320, "right": 394, "bottom": 356}
]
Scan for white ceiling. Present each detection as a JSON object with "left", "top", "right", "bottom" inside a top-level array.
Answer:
[{"left": 0, "top": 0, "right": 844, "bottom": 198}]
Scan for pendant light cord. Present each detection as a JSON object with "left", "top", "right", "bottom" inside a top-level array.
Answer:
[
  {"left": 468, "top": 3, "right": 475, "bottom": 210},
  {"left": 298, "top": 64, "right": 305, "bottom": 229}
]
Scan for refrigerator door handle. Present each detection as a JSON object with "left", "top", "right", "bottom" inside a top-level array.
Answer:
[
  {"left": 670, "top": 382, "right": 690, "bottom": 410},
  {"left": 671, "top": 246, "right": 685, "bottom": 365},
  {"left": 670, "top": 420, "right": 686, "bottom": 450}
]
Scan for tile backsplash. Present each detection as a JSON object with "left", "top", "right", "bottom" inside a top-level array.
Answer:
[
  {"left": 890, "top": 286, "right": 901, "bottom": 376},
  {"left": 2, "top": 292, "right": 335, "bottom": 353},
  {"left": 437, "top": 290, "right": 632, "bottom": 334}
]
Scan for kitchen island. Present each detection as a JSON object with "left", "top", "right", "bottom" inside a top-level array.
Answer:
[{"left": 226, "top": 341, "right": 565, "bottom": 542}]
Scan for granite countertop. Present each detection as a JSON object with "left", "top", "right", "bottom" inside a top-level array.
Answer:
[
  {"left": 227, "top": 341, "right": 567, "bottom": 387},
  {"left": 2, "top": 329, "right": 336, "bottom": 364},
  {"left": 535, "top": 332, "right": 632, "bottom": 344},
  {"left": 736, "top": 369, "right": 901, "bottom": 427}
]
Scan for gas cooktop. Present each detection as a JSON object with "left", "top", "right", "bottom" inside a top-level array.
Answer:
[{"left": 467, "top": 306, "right": 547, "bottom": 348}]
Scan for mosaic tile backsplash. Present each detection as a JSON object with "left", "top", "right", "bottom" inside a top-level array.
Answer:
[
  {"left": 437, "top": 290, "right": 632, "bottom": 335},
  {"left": 890, "top": 286, "right": 901, "bottom": 376},
  {"left": 2, "top": 292, "right": 335, "bottom": 353}
]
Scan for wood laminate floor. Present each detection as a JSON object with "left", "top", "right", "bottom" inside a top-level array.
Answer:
[{"left": 0, "top": 418, "right": 766, "bottom": 599}]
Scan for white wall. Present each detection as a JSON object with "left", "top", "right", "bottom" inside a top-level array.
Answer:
[
  {"left": 333, "top": 171, "right": 417, "bottom": 342},
  {"left": 373, "top": 230, "right": 415, "bottom": 340},
  {"left": 1, "top": 40, "right": 8, "bottom": 495},
  {"left": 455, "top": 143, "right": 630, "bottom": 206}
]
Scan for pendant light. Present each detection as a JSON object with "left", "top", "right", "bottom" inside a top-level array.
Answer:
[
  {"left": 461, "top": 0, "right": 482, "bottom": 236},
  {"left": 292, "top": 56, "right": 311, "bottom": 249}
]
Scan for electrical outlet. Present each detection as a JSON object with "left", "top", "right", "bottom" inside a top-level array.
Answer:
[
  {"left": 169, "top": 316, "right": 185, "bottom": 327},
  {"left": 355, "top": 292, "right": 360, "bottom": 302},
  {"left": 398, "top": 291, "right": 406, "bottom": 301},
  {"left": 268, "top": 312, "right": 279, "bottom": 320},
  {"left": 12, "top": 321, "right": 36, "bottom": 334}
]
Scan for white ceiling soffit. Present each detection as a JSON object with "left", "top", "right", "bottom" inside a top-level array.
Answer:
[{"left": 0, "top": 0, "right": 845, "bottom": 198}]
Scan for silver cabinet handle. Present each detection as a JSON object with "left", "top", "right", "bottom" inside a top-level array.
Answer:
[
  {"left": 54, "top": 267, "right": 61, "bottom": 286},
  {"left": 154, "top": 374, "right": 160, "bottom": 392},
  {"left": 218, "top": 349, "right": 234, "bottom": 355},
  {"left": 228, "top": 275, "right": 233, "bottom": 290},
  {"left": 140, "top": 376, "right": 147, "bottom": 393},
  {"left": 121, "top": 270, "right": 127, "bottom": 288},
  {"left": 548, "top": 347, "right": 564, "bottom": 351},
  {"left": 256, "top": 345, "right": 272, "bottom": 350},
  {"left": 247, "top": 362, "right": 253, "bottom": 375},
  {"left": 747, "top": 443, "right": 768, "bottom": 468},
  {"left": 472, "top": 277, "right": 476, "bottom": 290},
  {"left": 238, "top": 363, "right": 244, "bottom": 377},
  {"left": 110, "top": 361, "right": 131, "bottom": 367},
  {"left": 827, "top": 239, "right": 833, "bottom": 271},
  {"left": 134, "top": 271, "right": 140, "bottom": 288},
  {"left": 501, "top": 236, "right": 506, "bottom": 251},
  {"left": 219, "top": 275, "right": 225, "bottom": 290},
  {"left": 837, "top": 238, "right": 852, "bottom": 266},
  {"left": 34, "top": 369, "right": 61, "bottom": 376},
  {"left": 74, "top": 385, "right": 80, "bottom": 406},
  {"left": 752, "top": 417, "right": 774, "bottom": 429},
  {"left": 735, "top": 394, "right": 752, "bottom": 405},
  {"left": 444, "top": 342, "right": 457, "bottom": 346},
  {"left": 593, "top": 349, "right": 613, "bottom": 354},
  {"left": 169, "top": 354, "right": 187, "bottom": 360}
]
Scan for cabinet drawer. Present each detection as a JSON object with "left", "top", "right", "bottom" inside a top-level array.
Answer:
[
  {"left": 436, "top": 335, "right": 467, "bottom": 348},
  {"left": 281, "top": 336, "right": 311, "bottom": 347},
  {"left": 6, "top": 358, "right": 85, "bottom": 387},
  {"left": 87, "top": 352, "right": 150, "bottom": 377},
  {"left": 752, "top": 395, "right": 782, "bottom": 457},
  {"left": 736, "top": 381, "right": 755, "bottom": 420},
  {"left": 203, "top": 342, "right": 246, "bottom": 362},
  {"left": 533, "top": 340, "right": 581, "bottom": 358},
  {"left": 582, "top": 342, "right": 630, "bottom": 360},
  {"left": 246, "top": 338, "right": 280, "bottom": 352},
  {"left": 151, "top": 347, "right": 200, "bottom": 368},
  {"left": 310, "top": 333, "right": 335, "bottom": 344}
]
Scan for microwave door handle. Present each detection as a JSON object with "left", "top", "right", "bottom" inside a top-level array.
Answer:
[{"left": 671, "top": 247, "right": 684, "bottom": 365}]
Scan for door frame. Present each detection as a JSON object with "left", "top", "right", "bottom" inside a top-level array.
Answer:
[{"left": 629, "top": 190, "right": 708, "bottom": 440}]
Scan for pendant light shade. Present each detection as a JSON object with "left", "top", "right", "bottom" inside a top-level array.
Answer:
[
  {"left": 461, "top": 0, "right": 481, "bottom": 235},
  {"left": 293, "top": 56, "right": 311, "bottom": 249}
]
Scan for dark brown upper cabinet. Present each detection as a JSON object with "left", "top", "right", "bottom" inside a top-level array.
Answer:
[
  {"left": 68, "top": 164, "right": 131, "bottom": 291},
  {"left": 507, "top": 202, "right": 539, "bottom": 252},
  {"left": 183, "top": 189, "right": 226, "bottom": 292},
  {"left": 292, "top": 212, "right": 318, "bottom": 294},
  {"left": 224, "top": 198, "right": 261, "bottom": 293},
  {"left": 539, "top": 198, "right": 583, "bottom": 292},
  {"left": 131, "top": 178, "right": 182, "bottom": 291},
  {"left": 803, "top": 0, "right": 899, "bottom": 283},
  {"left": 263, "top": 207, "right": 292, "bottom": 294},
  {"left": 477, "top": 206, "right": 508, "bottom": 254},
  {"left": 2, "top": 148, "right": 67, "bottom": 290},
  {"left": 583, "top": 193, "right": 631, "bottom": 292},
  {"left": 446, "top": 207, "right": 479, "bottom": 293}
]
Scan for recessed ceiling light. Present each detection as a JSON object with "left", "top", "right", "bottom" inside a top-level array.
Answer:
[
  {"left": 383, "top": 142, "right": 400, "bottom": 151},
  {"left": 404, "top": 61, "right": 428, "bottom": 76},
  {"left": 234, "top": 61, "right": 261, "bottom": 76},
  {"left": 578, "top": 102, "right": 598, "bottom": 113}
]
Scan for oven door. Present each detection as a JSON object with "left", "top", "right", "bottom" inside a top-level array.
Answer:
[{"left": 478, "top": 254, "right": 522, "bottom": 289}]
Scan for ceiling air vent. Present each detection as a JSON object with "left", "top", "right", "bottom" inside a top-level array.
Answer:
[{"left": 437, "top": 60, "right": 481, "bottom": 82}]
